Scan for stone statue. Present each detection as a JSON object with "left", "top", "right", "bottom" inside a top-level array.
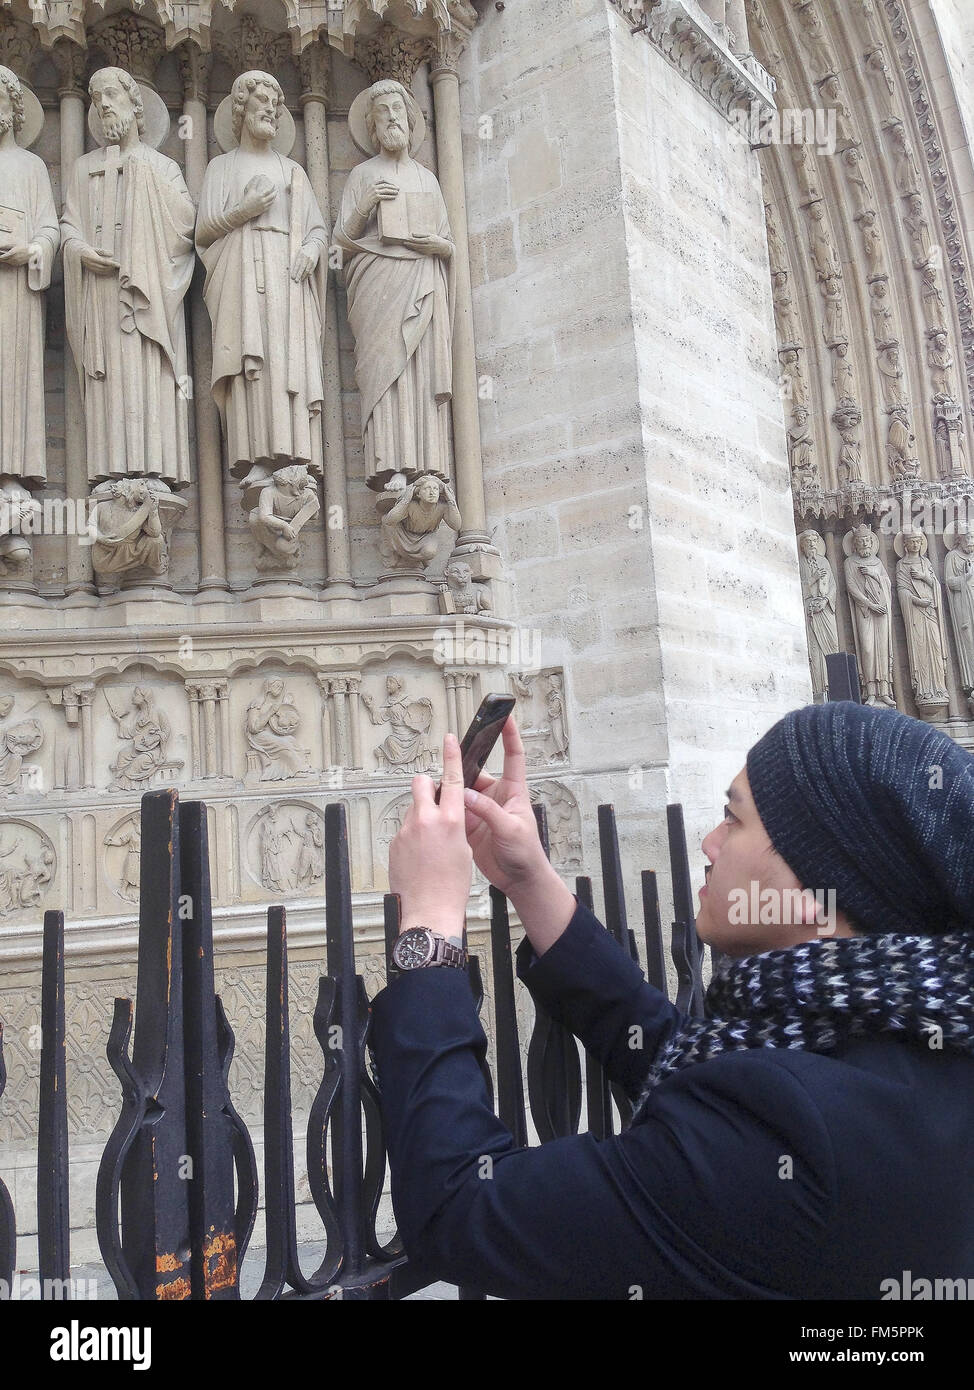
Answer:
[
  {"left": 294, "top": 812, "right": 324, "bottom": 889},
  {"left": 545, "top": 672, "right": 569, "bottom": 763},
  {"left": 877, "top": 343, "right": 906, "bottom": 409},
  {"left": 247, "top": 463, "right": 320, "bottom": 572},
  {"left": 104, "top": 822, "right": 141, "bottom": 901},
  {"left": 798, "top": 530, "right": 838, "bottom": 699},
  {"left": 843, "top": 524, "right": 896, "bottom": 707},
  {"left": 788, "top": 407, "right": 817, "bottom": 486},
  {"left": 807, "top": 201, "right": 839, "bottom": 281},
  {"left": 443, "top": 558, "right": 492, "bottom": 615},
  {"left": 257, "top": 804, "right": 292, "bottom": 892},
  {"left": 842, "top": 145, "right": 872, "bottom": 216},
  {"left": 771, "top": 271, "right": 800, "bottom": 345},
  {"left": 89, "top": 477, "right": 167, "bottom": 578},
  {"left": 926, "top": 329, "right": 954, "bottom": 400},
  {"left": 0, "top": 479, "right": 41, "bottom": 579},
  {"left": 334, "top": 79, "right": 455, "bottom": 487},
  {"left": 889, "top": 122, "right": 921, "bottom": 196},
  {"left": 837, "top": 429, "right": 863, "bottom": 486},
  {"left": 245, "top": 678, "right": 311, "bottom": 780},
  {"left": 790, "top": 141, "right": 820, "bottom": 201},
  {"left": 0, "top": 66, "right": 58, "bottom": 522},
  {"left": 797, "top": 4, "right": 836, "bottom": 78},
  {"left": 886, "top": 408, "right": 918, "bottom": 480},
  {"left": 831, "top": 342, "right": 856, "bottom": 402},
  {"left": 869, "top": 278, "right": 895, "bottom": 344},
  {"left": 920, "top": 265, "right": 947, "bottom": 331},
  {"left": 196, "top": 70, "right": 327, "bottom": 492},
  {"left": 17, "top": 846, "right": 53, "bottom": 907},
  {"left": 362, "top": 674, "right": 436, "bottom": 774},
  {"left": 859, "top": 209, "right": 884, "bottom": 279},
  {"left": 764, "top": 201, "right": 788, "bottom": 274},
  {"left": 865, "top": 44, "right": 896, "bottom": 123},
  {"left": 895, "top": 530, "right": 949, "bottom": 710},
  {"left": 820, "top": 275, "right": 846, "bottom": 345},
  {"left": 378, "top": 473, "right": 461, "bottom": 573},
  {"left": 819, "top": 75, "right": 856, "bottom": 149},
  {"left": 106, "top": 686, "right": 182, "bottom": 791},
  {"left": 61, "top": 68, "right": 195, "bottom": 492},
  {"left": 945, "top": 525, "right": 974, "bottom": 704},
  {"left": 779, "top": 348, "right": 806, "bottom": 409},
  {"left": 903, "top": 193, "right": 932, "bottom": 268},
  {"left": 934, "top": 402, "right": 969, "bottom": 481}
]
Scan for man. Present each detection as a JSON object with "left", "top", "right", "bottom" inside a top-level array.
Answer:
[
  {"left": 334, "top": 80, "right": 454, "bottom": 485},
  {"left": 196, "top": 70, "right": 327, "bottom": 490},
  {"left": 370, "top": 705, "right": 974, "bottom": 1298},
  {"left": 61, "top": 67, "right": 194, "bottom": 489}
]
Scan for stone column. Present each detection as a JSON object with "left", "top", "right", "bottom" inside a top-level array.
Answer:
[
  {"left": 179, "top": 43, "right": 228, "bottom": 593},
  {"left": 317, "top": 673, "right": 335, "bottom": 771},
  {"left": 299, "top": 43, "right": 353, "bottom": 589},
  {"left": 54, "top": 42, "right": 95, "bottom": 598},
  {"left": 201, "top": 682, "right": 219, "bottom": 776},
  {"left": 725, "top": 0, "right": 750, "bottom": 56},
  {"left": 186, "top": 680, "right": 204, "bottom": 778},
  {"left": 76, "top": 683, "right": 95, "bottom": 790},
  {"left": 345, "top": 672, "right": 363, "bottom": 770},
  {"left": 218, "top": 679, "right": 232, "bottom": 778},
  {"left": 429, "top": 30, "right": 499, "bottom": 570}
]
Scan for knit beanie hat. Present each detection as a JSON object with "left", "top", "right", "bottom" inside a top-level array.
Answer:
[{"left": 745, "top": 701, "right": 974, "bottom": 936}]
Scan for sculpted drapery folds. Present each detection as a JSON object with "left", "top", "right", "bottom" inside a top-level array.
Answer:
[
  {"left": 195, "top": 70, "right": 327, "bottom": 486},
  {"left": 334, "top": 79, "right": 456, "bottom": 487},
  {"left": 844, "top": 525, "right": 896, "bottom": 709},
  {"left": 0, "top": 66, "right": 59, "bottom": 491},
  {"left": 895, "top": 532, "right": 950, "bottom": 710},
  {"left": 61, "top": 68, "right": 195, "bottom": 489}
]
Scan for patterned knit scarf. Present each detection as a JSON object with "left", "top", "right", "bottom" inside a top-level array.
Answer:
[{"left": 630, "top": 930, "right": 974, "bottom": 1125}]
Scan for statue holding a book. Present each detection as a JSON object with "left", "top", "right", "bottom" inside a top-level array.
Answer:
[{"left": 334, "top": 80, "right": 456, "bottom": 494}]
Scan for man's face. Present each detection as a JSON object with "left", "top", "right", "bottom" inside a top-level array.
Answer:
[
  {"left": 697, "top": 770, "right": 834, "bottom": 957},
  {"left": 244, "top": 83, "right": 278, "bottom": 141},
  {"left": 373, "top": 94, "right": 409, "bottom": 153},
  {"left": 960, "top": 533, "right": 974, "bottom": 555},
  {"left": 856, "top": 535, "right": 872, "bottom": 556},
  {"left": 92, "top": 78, "right": 135, "bottom": 142}
]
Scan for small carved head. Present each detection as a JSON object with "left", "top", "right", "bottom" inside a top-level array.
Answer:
[
  {"left": 365, "top": 79, "right": 417, "bottom": 155},
  {"left": 89, "top": 68, "right": 145, "bottom": 138},
  {"left": 853, "top": 525, "right": 876, "bottom": 557},
  {"left": 903, "top": 530, "right": 924, "bottom": 555},
  {"left": 415, "top": 476, "right": 441, "bottom": 503},
  {"left": 386, "top": 675, "right": 403, "bottom": 695},
  {"left": 798, "top": 530, "right": 823, "bottom": 558},
  {"left": 274, "top": 463, "right": 310, "bottom": 494},
  {"left": 444, "top": 560, "right": 472, "bottom": 586},
  {"left": 0, "top": 65, "right": 25, "bottom": 135},
  {"left": 231, "top": 70, "right": 284, "bottom": 143}
]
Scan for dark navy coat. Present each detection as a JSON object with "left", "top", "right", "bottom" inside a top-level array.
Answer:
[{"left": 368, "top": 895, "right": 974, "bottom": 1299}]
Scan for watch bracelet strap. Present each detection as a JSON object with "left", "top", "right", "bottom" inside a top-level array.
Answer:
[{"left": 434, "top": 936, "right": 468, "bottom": 969}]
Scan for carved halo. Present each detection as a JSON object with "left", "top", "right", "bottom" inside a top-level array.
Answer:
[
  {"left": 213, "top": 94, "right": 296, "bottom": 156},
  {"left": 943, "top": 519, "right": 973, "bottom": 551},
  {"left": 348, "top": 81, "right": 427, "bottom": 158},
  {"left": 88, "top": 81, "right": 171, "bottom": 150},
  {"left": 892, "top": 530, "right": 929, "bottom": 558},
  {"left": 14, "top": 86, "right": 44, "bottom": 150}
]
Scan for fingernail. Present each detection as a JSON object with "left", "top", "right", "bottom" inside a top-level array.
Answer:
[{"left": 463, "top": 787, "right": 477, "bottom": 801}]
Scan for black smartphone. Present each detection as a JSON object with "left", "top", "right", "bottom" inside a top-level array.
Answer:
[{"left": 433, "top": 693, "right": 517, "bottom": 804}]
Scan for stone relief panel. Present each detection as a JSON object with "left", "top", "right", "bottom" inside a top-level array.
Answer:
[
  {"left": 509, "top": 669, "right": 569, "bottom": 768},
  {"left": 361, "top": 671, "right": 438, "bottom": 775},
  {"left": 245, "top": 800, "right": 326, "bottom": 896},
  {"left": 97, "top": 678, "right": 187, "bottom": 792},
  {"left": 103, "top": 810, "right": 141, "bottom": 903},
  {"left": 0, "top": 816, "right": 56, "bottom": 918},
  {"left": 0, "top": 690, "right": 46, "bottom": 796},
  {"left": 232, "top": 670, "right": 318, "bottom": 785},
  {"left": 527, "top": 780, "right": 582, "bottom": 874}
]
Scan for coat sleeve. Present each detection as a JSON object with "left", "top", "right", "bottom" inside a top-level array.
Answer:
[
  {"left": 512, "top": 896, "right": 685, "bottom": 1099},
  {"left": 368, "top": 962, "right": 837, "bottom": 1299}
]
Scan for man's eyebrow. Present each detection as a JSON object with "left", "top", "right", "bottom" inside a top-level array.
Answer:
[{"left": 725, "top": 786, "right": 740, "bottom": 803}]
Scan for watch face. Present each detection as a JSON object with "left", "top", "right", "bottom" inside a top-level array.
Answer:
[{"left": 394, "top": 928, "right": 434, "bottom": 969}]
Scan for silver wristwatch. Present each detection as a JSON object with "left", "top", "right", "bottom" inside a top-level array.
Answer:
[{"left": 391, "top": 927, "right": 468, "bottom": 971}]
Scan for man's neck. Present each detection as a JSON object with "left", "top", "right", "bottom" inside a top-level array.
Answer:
[{"left": 238, "top": 129, "right": 274, "bottom": 157}]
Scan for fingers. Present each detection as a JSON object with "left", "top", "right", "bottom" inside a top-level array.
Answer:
[
  {"left": 500, "top": 714, "right": 528, "bottom": 786},
  {"left": 438, "top": 731, "right": 465, "bottom": 812}
]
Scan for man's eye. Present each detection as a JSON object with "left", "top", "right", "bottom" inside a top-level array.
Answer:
[{"left": 723, "top": 806, "right": 738, "bottom": 825}]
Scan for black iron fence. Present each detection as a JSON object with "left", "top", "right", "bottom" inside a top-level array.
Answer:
[{"left": 0, "top": 789, "right": 711, "bottom": 1300}]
